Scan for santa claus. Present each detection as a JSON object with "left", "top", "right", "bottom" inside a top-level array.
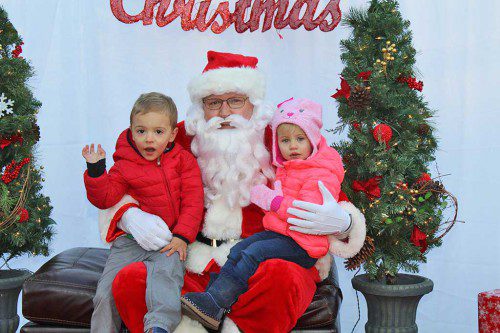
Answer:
[{"left": 100, "top": 51, "right": 366, "bottom": 333}]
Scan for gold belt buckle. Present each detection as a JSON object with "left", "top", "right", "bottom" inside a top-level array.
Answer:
[{"left": 211, "top": 238, "right": 236, "bottom": 247}]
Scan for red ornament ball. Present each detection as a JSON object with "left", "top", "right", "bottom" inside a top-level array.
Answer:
[
  {"left": 372, "top": 124, "right": 393, "bottom": 147},
  {"left": 18, "top": 208, "right": 29, "bottom": 223}
]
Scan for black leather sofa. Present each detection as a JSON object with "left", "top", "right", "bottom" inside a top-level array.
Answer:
[{"left": 21, "top": 247, "right": 342, "bottom": 332}]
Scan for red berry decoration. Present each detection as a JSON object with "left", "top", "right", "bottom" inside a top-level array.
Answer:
[
  {"left": 12, "top": 42, "right": 24, "bottom": 58},
  {"left": 1, "top": 157, "right": 30, "bottom": 184},
  {"left": 352, "top": 122, "right": 361, "bottom": 132},
  {"left": 18, "top": 208, "right": 29, "bottom": 223},
  {"left": 372, "top": 124, "right": 393, "bottom": 148},
  {"left": 397, "top": 76, "right": 424, "bottom": 92}
]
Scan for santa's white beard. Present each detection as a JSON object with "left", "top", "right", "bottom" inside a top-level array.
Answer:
[{"left": 190, "top": 112, "right": 274, "bottom": 210}]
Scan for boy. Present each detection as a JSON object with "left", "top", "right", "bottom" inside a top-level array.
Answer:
[{"left": 83, "top": 92, "right": 204, "bottom": 333}]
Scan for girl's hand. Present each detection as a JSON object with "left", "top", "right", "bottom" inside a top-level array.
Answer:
[
  {"left": 160, "top": 237, "right": 188, "bottom": 261},
  {"left": 82, "top": 144, "right": 106, "bottom": 163},
  {"left": 250, "top": 181, "right": 283, "bottom": 211}
]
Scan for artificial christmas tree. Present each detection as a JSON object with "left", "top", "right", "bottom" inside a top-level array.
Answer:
[
  {"left": 0, "top": 6, "right": 55, "bottom": 332},
  {"left": 331, "top": 1, "right": 458, "bottom": 331}
]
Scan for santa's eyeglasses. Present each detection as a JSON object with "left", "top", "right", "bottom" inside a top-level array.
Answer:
[{"left": 202, "top": 97, "right": 248, "bottom": 110}]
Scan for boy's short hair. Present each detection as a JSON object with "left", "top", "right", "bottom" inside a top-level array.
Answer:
[{"left": 130, "top": 92, "right": 178, "bottom": 128}]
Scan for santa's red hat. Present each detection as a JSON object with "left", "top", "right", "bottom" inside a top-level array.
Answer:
[{"left": 188, "top": 51, "right": 266, "bottom": 103}]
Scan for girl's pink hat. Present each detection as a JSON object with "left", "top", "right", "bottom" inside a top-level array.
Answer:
[{"left": 271, "top": 97, "right": 323, "bottom": 166}]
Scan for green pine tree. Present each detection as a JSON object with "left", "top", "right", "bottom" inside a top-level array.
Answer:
[
  {"left": 0, "top": 6, "right": 55, "bottom": 268},
  {"left": 332, "top": 0, "right": 456, "bottom": 283}
]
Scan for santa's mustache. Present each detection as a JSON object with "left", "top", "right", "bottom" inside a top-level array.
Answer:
[{"left": 204, "top": 114, "right": 251, "bottom": 131}]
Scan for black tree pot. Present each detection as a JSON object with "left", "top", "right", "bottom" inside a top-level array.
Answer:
[
  {"left": 0, "top": 269, "right": 32, "bottom": 333},
  {"left": 352, "top": 273, "right": 433, "bottom": 333}
]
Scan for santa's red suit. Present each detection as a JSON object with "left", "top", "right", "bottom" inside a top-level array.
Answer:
[{"left": 101, "top": 51, "right": 366, "bottom": 333}]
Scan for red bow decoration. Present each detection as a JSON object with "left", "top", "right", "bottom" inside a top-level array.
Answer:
[
  {"left": 352, "top": 176, "right": 382, "bottom": 200},
  {"left": 357, "top": 71, "right": 372, "bottom": 80},
  {"left": 416, "top": 172, "right": 432, "bottom": 184},
  {"left": 338, "top": 190, "right": 349, "bottom": 202},
  {"left": 0, "top": 134, "right": 23, "bottom": 149},
  {"left": 332, "top": 77, "right": 351, "bottom": 100},
  {"left": 410, "top": 225, "right": 428, "bottom": 253}
]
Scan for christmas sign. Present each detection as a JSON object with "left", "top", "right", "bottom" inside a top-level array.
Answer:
[{"left": 110, "top": 0, "right": 341, "bottom": 34}]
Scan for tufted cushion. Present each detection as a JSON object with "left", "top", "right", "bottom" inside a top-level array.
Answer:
[{"left": 22, "top": 248, "right": 107, "bottom": 327}]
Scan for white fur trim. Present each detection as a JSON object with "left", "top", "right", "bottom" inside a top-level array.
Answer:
[
  {"left": 203, "top": 198, "right": 243, "bottom": 240},
  {"left": 174, "top": 316, "right": 208, "bottom": 333},
  {"left": 314, "top": 254, "right": 332, "bottom": 281},
  {"left": 188, "top": 67, "right": 265, "bottom": 102},
  {"left": 185, "top": 240, "right": 240, "bottom": 274},
  {"left": 328, "top": 201, "right": 366, "bottom": 258},
  {"left": 221, "top": 317, "right": 241, "bottom": 333},
  {"left": 97, "top": 194, "right": 138, "bottom": 244},
  {"left": 185, "top": 241, "right": 214, "bottom": 274}
]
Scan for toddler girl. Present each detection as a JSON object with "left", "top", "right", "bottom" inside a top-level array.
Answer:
[{"left": 180, "top": 97, "right": 344, "bottom": 330}]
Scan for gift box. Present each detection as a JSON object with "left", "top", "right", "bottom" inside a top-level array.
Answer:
[{"left": 478, "top": 289, "right": 500, "bottom": 333}]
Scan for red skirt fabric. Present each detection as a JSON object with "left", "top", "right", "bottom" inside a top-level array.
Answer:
[{"left": 112, "top": 259, "right": 319, "bottom": 333}]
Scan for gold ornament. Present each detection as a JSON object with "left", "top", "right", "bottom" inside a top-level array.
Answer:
[{"left": 377, "top": 41, "right": 398, "bottom": 74}]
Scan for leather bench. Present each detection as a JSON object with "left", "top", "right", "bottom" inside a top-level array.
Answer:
[{"left": 21, "top": 247, "right": 342, "bottom": 332}]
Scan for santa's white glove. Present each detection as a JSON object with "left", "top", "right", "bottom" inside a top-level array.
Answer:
[
  {"left": 287, "top": 181, "right": 351, "bottom": 236},
  {"left": 118, "top": 207, "right": 172, "bottom": 251}
]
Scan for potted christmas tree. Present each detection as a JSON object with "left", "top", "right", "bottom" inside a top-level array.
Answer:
[
  {"left": 0, "top": 7, "right": 55, "bottom": 332},
  {"left": 331, "top": 1, "right": 458, "bottom": 332}
]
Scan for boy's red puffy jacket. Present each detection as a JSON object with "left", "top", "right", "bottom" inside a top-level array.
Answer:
[{"left": 83, "top": 129, "right": 204, "bottom": 243}]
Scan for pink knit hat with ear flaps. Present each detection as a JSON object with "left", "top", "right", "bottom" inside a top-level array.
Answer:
[{"left": 271, "top": 98, "right": 323, "bottom": 166}]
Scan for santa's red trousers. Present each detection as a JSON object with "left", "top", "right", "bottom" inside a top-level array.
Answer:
[{"left": 112, "top": 258, "right": 320, "bottom": 333}]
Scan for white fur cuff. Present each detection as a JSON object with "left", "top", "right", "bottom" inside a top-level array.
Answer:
[{"left": 328, "top": 201, "right": 366, "bottom": 258}]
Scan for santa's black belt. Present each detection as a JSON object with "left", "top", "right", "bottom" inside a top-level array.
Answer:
[{"left": 196, "top": 234, "right": 229, "bottom": 248}]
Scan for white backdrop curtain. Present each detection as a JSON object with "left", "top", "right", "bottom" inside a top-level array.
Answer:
[{"left": 1, "top": 0, "right": 499, "bottom": 332}]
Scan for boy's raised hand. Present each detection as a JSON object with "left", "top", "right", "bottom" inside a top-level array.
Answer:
[
  {"left": 160, "top": 236, "right": 187, "bottom": 261},
  {"left": 82, "top": 144, "right": 106, "bottom": 163}
]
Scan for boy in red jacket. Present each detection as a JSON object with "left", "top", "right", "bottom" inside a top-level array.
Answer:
[{"left": 82, "top": 92, "right": 204, "bottom": 333}]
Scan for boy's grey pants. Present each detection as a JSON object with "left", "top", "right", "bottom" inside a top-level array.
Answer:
[{"left": 91, "top": 236, "right": 185, "bottom": 333}]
